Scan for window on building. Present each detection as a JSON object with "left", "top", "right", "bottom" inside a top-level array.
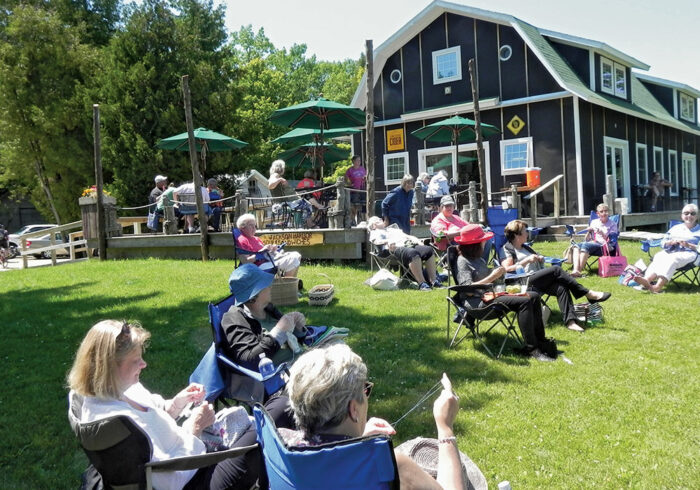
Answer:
[
  {"left": 653, "top": 146, "right": 664, "bottom": 178},
  {"left": 383, "top": 152, "right": 409, "bottom": 185},
  {"left": 500, "top": 137, "right": 533, "bottom": 175},
  {"left": 680, "top": 92, "right": 696, "bottom": 122},
  {"left": 636, "top": 144, "right": 648, "bottom": 190},
  {"left": 614, "top": 63, "right": 627, "bottom": 98},
  {"left": 601, "top": 57, "right": 614, "bottom": 95},
  {"left": 669, "top": 150, "right": 679, "bottom": 196},
  {"left": 432, "top": 46, "right": 462, "bottom": 85}
]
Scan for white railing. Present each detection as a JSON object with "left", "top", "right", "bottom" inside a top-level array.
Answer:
[{"left": 19, "top": 221, "right": 87, "bottom": 269}]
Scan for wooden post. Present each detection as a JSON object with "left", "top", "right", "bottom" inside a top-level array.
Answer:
[
  {"left": 93, "top": 104, "right": 107, "bottom": 260},
  {"left": 163, "top": 205, "right": 177, "bottom": 235},
  {"left": 413, "top": 181, "right": 425, "bottom": 225},
  {"left": 467, "top": 181, "right": 478, "bottom": 223},
  {"left": 468, "top": 59, "right": 489, "bottom": 226},
  {"left": 181, "top": 75, "right": 208, "bottom": 261},
  {"left": 510, "top": 184, "right": 519, "bottom": 211},
  {"left": 553, "top": 180, "right": 560, "bottom": 218},
  {"left": 364, "top": 40, "right": 375, "bottom": 225},
  {"left": 531, "top": 194, "right": 538, "bottom": 228}
]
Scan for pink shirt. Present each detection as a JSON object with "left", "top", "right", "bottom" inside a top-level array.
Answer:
[
  {"left": 430, "top": 213, "right": 469, "bottom": 250},
  {"left": 345, "top": 166, "right": 366, "bottom": 190},
  {"left": 236, "top": 233, "right": 265, "bottom": 264}
]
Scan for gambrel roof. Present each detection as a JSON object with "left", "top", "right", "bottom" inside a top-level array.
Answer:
[{"left": 352, "top": 0, "right": 700, "bottom": 136}]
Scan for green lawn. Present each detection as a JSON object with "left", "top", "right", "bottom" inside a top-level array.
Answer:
[{"left": 0, "top": 241, "right": 698, "bottom": 488}]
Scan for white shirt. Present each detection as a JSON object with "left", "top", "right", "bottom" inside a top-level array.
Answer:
[
  {"left": 174, "top": 183, "right": 210, "bottom": 203},
  {"left": 426, "top": 173, "right": 450, "bottom": 198},
  {"left": 81, "top": 383, "right": 206, "bottom": 490}
]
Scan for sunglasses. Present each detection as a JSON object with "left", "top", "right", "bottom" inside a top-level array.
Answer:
[
  {"left": 682, "top": 211, "right": 697, "bottom": 216},
  {"left": 363, "top": 381, "right": 374, "bottom": 398}
]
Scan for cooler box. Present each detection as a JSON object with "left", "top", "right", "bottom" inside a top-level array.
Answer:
[{"left": 526, "top": 167, "right": 541, "bottom": 187}]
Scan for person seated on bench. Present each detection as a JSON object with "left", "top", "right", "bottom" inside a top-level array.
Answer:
[
  {"left": 367, "top": 216, "right": 441, "bottom": 291},
  {"left": 283, "top": 343, "right": 465, "bottom": 489},
  {"left": 236, "top": 213, "right": 301, "bottom": 278},
  {"left": 571, "top": 203, "right": 618, "bottom": 278},
  {"left": 502, "top": 219, "right": 611, "bottom": 332},
  {"left": 634, "top": 203, "right": 700, "bottom": 293}
]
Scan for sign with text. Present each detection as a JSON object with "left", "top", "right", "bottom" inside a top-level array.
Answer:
[
  {"left": 259, "top": 232, "right": 324, "bottom": 247},
  {"left": 386, "top": 128, "right": 405, "bottom": 151}
]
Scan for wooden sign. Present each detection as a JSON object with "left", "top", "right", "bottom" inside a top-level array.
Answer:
[
  {"left": 386, "top": 128, "right": 405, "bottom": 151},
  {"left": 259, "top": 232, "right": 324, "bottom": 247}
]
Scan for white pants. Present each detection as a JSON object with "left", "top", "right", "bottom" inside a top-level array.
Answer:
[
  {"left": 646, "top": 250, "right": 697, "bottom": 281},
  {"left": 273, "top": 251, "right": 301, "bottom": 273}
]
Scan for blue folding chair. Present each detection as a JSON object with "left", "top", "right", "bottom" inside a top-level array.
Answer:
[
  {"left": 232, "top": 228, "right": 278, "bottom": 274},
  {"left": 640, "top": 220, "right": 700, "bottom": 287},
  {"left": 565, "top": 211, "right": 620, "bottom": 273},
  {"left": 253, "top": 405, "right": 399, "bottom": 490},
  {"left": 190, "top": 293, "right": 287, "bottom": 406}
]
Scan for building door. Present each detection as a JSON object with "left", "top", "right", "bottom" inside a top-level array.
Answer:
[
  {"left": 418, "top": 143, "right": 491, "bottom": 202},
  {"left": 682, "top": 153, "right": 698, "bottom": 204},
  {"left": 604, "top": 137, "right": 631, "bottom": 211}
]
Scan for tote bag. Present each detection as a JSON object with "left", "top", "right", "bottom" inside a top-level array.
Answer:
[{"left": 598, "top": 243, "right": 627, "bottom": 277}]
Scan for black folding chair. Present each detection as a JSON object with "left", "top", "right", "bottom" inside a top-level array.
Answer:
[{"left": 445, "top": 246, "right": 522, "bottom": 358}]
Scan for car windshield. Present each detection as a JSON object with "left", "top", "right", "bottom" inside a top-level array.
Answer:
[{"left": 14, "top": 225, "right": 53, "bottom": 235}]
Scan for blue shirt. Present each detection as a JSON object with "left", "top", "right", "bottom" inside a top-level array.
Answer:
[{"left": 381, "top": 186, "right": 414, "bottom": 234}]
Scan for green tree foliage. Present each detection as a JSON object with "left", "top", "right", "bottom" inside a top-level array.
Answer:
[{"left": 0, "top": 5, "right": 98, "bottom": 222}]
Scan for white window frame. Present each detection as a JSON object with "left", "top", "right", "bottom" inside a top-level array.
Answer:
[
  {"left": 418, "top": 142, "right": 492, "bottom": 201},
  {"left": 680, "top": 92, "right": 696, "bottom": 122},
  {"left": 653, "top": 146, "right": 664, "bottom": 178},
  {"left": 636, "top": 143, "right": 648, "bottom": 189},
  {"left": 603, "top": 136, "right": 631, "bottom": 202},
  {"left": 668, "top": 150, "right": 679, "bottom": 196},
  {"left": 383, "top": 152, "right": 409, "bottom": 185},
  {"left": 432, "top": 46, "right": 462, "bottom": 85},
  {"left": 600, "top": 57, "right": 614, "bottom": 95},
  {"left": 613, "top": 62, "right": 627, "bottom": 98},
  {"left": 682, "top": 153, "right": 698, "bottom": 204},
  {"left": 500, "top": 137, "right": 533, "bottom": 175}
]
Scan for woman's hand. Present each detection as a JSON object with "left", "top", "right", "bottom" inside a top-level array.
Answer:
[
  {"left": 168, "top": 383, "right": 206, "bottom": 418},
  {"left": 186, "top": 403, "right": 216, "bottom": 437},
  {"left": 363, "top": 417, "right": 396, "bottom": 437},
  {"left": 284, "top": 311, "right": 306, "bottom": 331},
  {"left": 276, "top": 315, "right": 296, "bottom": 333},
  {"left": 433, "top": 373, "right": 459, "bottom": 436}
]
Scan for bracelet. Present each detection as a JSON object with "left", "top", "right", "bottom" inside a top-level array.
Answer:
[{"left": 438, "top": 436, "right": 457, "bottom": 445}]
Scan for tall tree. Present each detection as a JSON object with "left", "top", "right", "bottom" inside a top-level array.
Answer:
[{"left": 0, "top": 5, "right": 98, "bottom": 222}]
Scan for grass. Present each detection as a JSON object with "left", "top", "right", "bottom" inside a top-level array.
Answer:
[{"left": 0, "top": 241, "right": 698, "bottom": 489}]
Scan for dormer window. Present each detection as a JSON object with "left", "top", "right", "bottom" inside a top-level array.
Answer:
[
  {"left": 432, "top": 46, "right": 462, "bottom": 85},
  {"left": 680, "top": 92, "right": 696, "bottom": 122},
  {"left": 600, "top": 56, "right": 626, "bottom": 99}
]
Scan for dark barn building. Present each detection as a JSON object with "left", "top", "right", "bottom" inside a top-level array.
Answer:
[{"left": 351, "top": 0, "right": 700, "bottom": 218}]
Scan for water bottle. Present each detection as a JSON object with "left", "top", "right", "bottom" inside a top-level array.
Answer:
[
  {"left": 258, "top": 353, "right": 275, "bottom": 379},
  {"left": 516, "top": 264, "right": 525, "bottom": 275}
]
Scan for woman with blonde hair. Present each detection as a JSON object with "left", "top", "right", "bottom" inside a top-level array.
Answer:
[{"left": 571, "top": 203, "right": 618, "bottom": 277}]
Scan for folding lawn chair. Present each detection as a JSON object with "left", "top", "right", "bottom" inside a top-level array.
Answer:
[
  {"left": 368, "top": 230, "right": 413, "bottom": 282},
  {"left": 232, "top": 228, "right": 278, "bottom": 274},
  {"left": 444, "top": 246, "right": 522, "bottom": 357},
  {"left": 190, "top": 293, "right": 288, "bottom": 407},
  {"left": 640, "top": 220, "right": 700, "bottom": 287},
  {"left": 68, "top": 391, "right": 257, "bottom": 490},
  {"left": 565, "top": 211, "right": 620, "bottom": 273},
  {"left": 253, "top": 404, "right": 399, "bottom": 490}
]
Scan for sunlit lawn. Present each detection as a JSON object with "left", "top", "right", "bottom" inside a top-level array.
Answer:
[{"left": 0, "top": 240, "right": 697, "bottom": 488}]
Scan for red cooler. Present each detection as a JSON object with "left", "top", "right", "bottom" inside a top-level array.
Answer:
[{"left": 526, "top": 167, "right": 541, "bottom": 187}]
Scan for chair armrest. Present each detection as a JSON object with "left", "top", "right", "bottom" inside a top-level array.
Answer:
[
  {"left": 216, "top": 354, "right": 287, "bottom": 382},
  {"left": 544, "top": 257, "right": 565, "bottom": 266},
  {"left": 447, "top": 284, "right": 492, "bottom": 295},
  {"left": 146, "top": 444, "right": 258, "bottom": 472}
]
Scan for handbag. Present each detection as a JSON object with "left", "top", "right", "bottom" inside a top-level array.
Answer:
[
  {"left": 147, "top": 209, "right": 159, "bottom": 231},
  {"left": 598, "top": 243, "right": 627, "bottom": 277}
]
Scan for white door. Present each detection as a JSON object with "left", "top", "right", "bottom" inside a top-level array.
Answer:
[
  {"left": 604, "top": 137, "right": 631, "bottom": 210},
  {"left": 418, "top": 142, "right": 491, "bottom": 199},
  {"left": 682, "top": 153, "right": 698, "bottom": 204}
]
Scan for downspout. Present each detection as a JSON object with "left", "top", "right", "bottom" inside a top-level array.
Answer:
[{"left": 573, "top": 95, "right": 584, "bottom": 215}]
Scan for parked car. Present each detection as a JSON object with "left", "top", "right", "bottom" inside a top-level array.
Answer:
[{"left": 8, "top": 224, "right": 69, "bottom": 258}]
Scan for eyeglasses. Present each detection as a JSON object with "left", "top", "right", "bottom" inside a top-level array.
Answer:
[
  {"left": 363, "top": 381, "right": 374, "bottom": 398},
  {"left": 682, "top": 211, "right": 697, "bottom": 216}
]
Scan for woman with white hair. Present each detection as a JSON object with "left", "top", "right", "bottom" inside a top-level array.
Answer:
[
  {"left": 426, "top": 170, "right": 450, "bottom": 199},
  {"left": 235, "top": 213, "right": 301, "bottom": 277},
  {"left": 367, "top": 215, "right": 441, "bottom": 290},
  {"left": 282, "top": 343, "right": 464, "bottom": 489},
  {"left": 268, "top": 159, "right": 295, "bottom": 202},
  {"left": 634, "top": 203, "right": 700, "bottom": 293}
]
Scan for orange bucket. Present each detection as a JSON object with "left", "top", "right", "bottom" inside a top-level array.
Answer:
[{"left": 526, "top": 167, "right": 541, "bottom": 187}]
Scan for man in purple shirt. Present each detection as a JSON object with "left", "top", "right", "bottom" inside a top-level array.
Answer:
[{"left": 345, "top": 155, "right": 367, "bottom": 224}]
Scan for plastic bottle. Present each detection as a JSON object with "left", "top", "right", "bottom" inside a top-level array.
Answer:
[
  {"left": 258, "top": 353, "right": 275, "bottom": 379},
  {"left": 515, "top": 264, "right": 525, "bottom": 275}
]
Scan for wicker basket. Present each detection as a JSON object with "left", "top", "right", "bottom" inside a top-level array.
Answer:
[
  {"left": 270, "top": 277, "right": 299, "bottom": 306},
  {"left": 308, "top": 284, "right": 334, "bottom": 306}
]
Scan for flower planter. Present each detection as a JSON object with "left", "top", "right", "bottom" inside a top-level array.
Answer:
[{"left": 79, "top": 195, "right": 121, "bottom": 239}]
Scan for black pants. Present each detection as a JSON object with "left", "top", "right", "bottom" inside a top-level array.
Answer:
[
  {"left": 188, "top": 394, "right": 295, "bottom": 490},
  {"left": 492, "top": 292, "right": 545, "bottom": 349},
  {"left": 528, "top": 266, "right": 589, "bottom": 324}
]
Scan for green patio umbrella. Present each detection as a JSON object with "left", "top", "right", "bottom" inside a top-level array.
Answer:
[
  {"left": 278, "top": 143, "right": 350, "bottom": 172},
  {"left": 271, "top": 127, "right": 361, "bottom": 145},
  {"left": 156, "top": 127, "right": 248, "bottom": 170},
  {"left": 270, "top": 97, "right": 365, "bottom": 178},
  {"left": 433, "top": 154, "right": 478, "bottom": 170}
]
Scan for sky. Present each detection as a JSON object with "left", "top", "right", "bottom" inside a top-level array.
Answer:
[{"left": 223, "top": 0, "right": 700, "bottom": 93}]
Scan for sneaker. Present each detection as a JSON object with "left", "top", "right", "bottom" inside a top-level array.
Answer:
[
  {"left": 529, "top": 348, "right": 555, "bottom": 362},
  {"left": 437, "top": 273, "right": 449, "bottom": 283},
  {"left": 419, "top": 282, "right": 431, "bottom": 291},
  {"left": 432, "top": 279, "right": 444, "bottom": 289}
]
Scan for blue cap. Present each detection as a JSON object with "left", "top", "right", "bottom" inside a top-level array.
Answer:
[{"left": 228, "top": 264, "right": 274, "bottom": 306}]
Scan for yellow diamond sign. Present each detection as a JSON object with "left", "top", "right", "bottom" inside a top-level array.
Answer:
[{"left": 507, "top": 115, "right": 525, "bottom": 136}]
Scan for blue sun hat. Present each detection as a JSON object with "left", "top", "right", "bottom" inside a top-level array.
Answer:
[{"left": 228, "top": 264, "right": 274, "bottom": 306}]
